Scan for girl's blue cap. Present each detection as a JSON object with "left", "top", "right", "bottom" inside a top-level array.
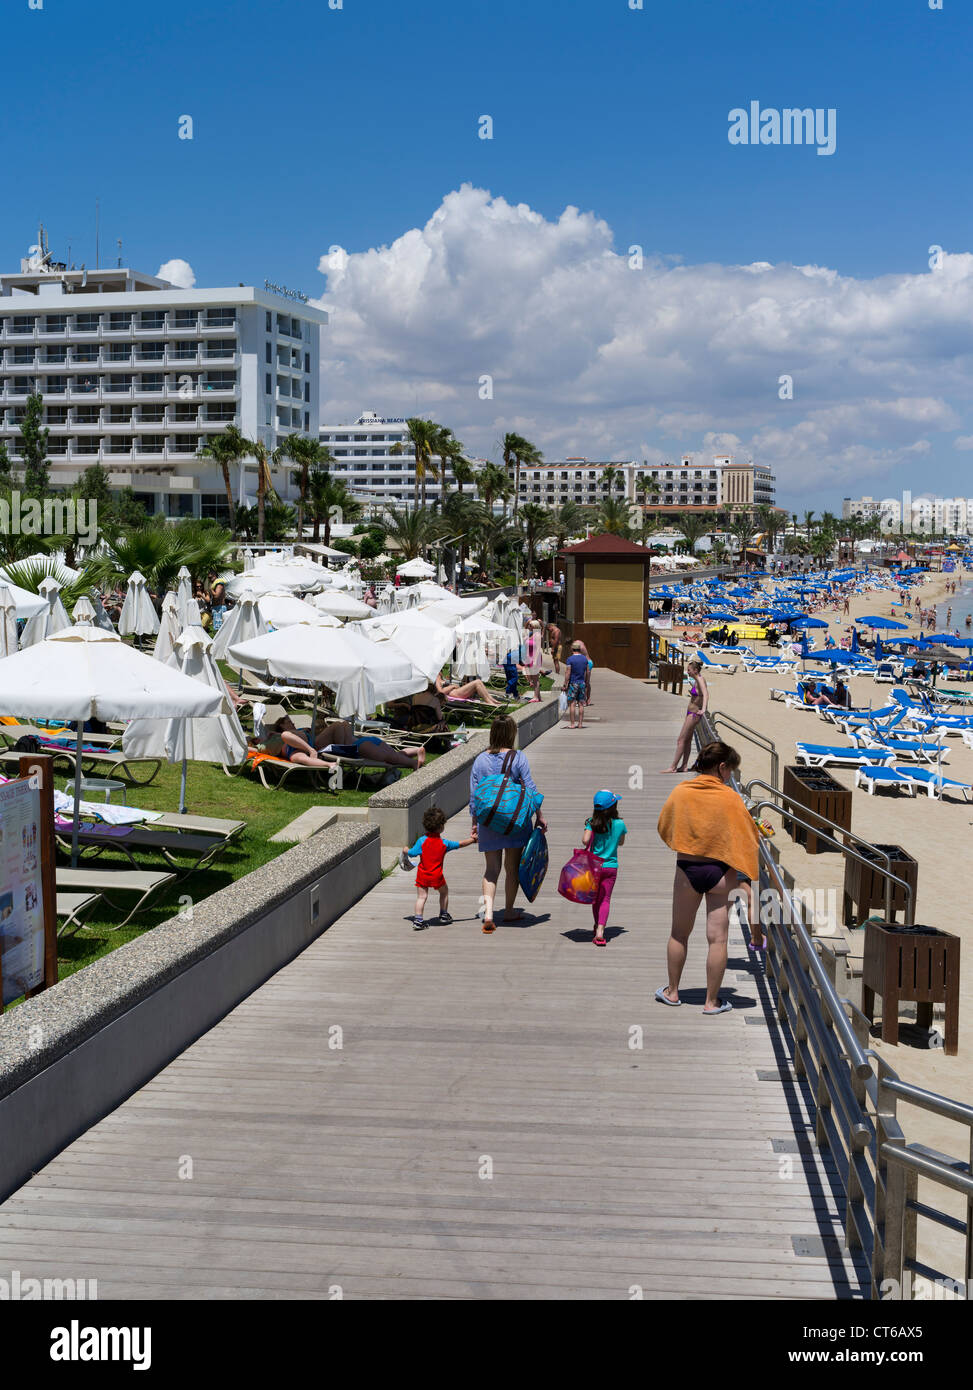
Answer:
[{"left": 593, "top": 789, "right": 619, "bottom": 809}]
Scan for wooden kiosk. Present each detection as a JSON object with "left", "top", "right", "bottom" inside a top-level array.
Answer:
[{"left": 558, "top": 533, "right": 654, "bottom": 678}]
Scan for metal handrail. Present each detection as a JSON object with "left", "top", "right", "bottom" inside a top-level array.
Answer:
[
  {"left": 711, "top": 709, "right": 779, "bottom": 789},
  {"left": 744, "top": 776, "right": 913, "bottom": 925},
  {"left": 695, "top": 711, "right": 971, "bottom": 1297}
]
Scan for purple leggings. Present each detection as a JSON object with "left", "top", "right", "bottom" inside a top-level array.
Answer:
[{"left": 593, "top": 867, "right": 618, "bottom": 928}]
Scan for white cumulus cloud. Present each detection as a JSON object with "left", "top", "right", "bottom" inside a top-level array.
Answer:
[
  {"left": 310, "top": 185, "right": 973, "bottom": 502},
  {"left": 157, "top": 258, "right": 196, "bottom": 289}
]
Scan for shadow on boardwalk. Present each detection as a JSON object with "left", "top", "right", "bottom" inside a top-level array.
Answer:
[{"left": 0, "top": 670, "right": 866, "bottom": 1299}]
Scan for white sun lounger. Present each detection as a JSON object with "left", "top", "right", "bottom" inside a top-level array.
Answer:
[
  {"left": 55, "top": 867, "right": 177, "bottom": 929},
  {"left": 795, "top": 743, "right": 895, "bottom": 769}
]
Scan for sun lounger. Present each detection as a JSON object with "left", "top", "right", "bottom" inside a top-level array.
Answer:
[
  {"left": 56, "top": 890, "right": 104, "bottom": 937},
  {"left": 55, "top": 867, "right": 177, "bottom": 929},
  {"left": 854, "top": 766, "right": 917, "bottom": 797},
  {"left": 794, "top": 743, "right": 895, "bottom": 769},
  {"left": 0, "top": 740, "right": 161, "bottom": 785},
  {"left": 696, "top": 651, "right": 737, "bottom": 674},
  {"left": 895, "top": 765, "right": 973, "bottom": 801},
  {"left": 54, "top": 820, "right": 237, "bottom": 873},
  {"left": 151, "top": 813, "right": 246, "bottom": 838},
  {"left": 0, "top": 722, "right": 120, "bottom": 749},
  {"left": 853, "top": 733, "right": 950, "bottom": 764}
]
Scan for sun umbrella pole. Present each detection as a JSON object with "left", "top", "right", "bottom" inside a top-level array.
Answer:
[
  {"left": 71, "top": 723, "right": 84, "bottom": 868},
  {"left": 179, "top": 755, "right": 188, "bottom": 815},
  {"left": 310, "top": 684, "right": 319, "bottom": 744}
]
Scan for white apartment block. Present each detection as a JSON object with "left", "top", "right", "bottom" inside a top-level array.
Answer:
[
  {"left": 0, "top": 247, "right": 326, "bottom": 519},
  {"left": 844, "top": 494, "right": 973, "bottom": 534},
  {"left": 633, "top": 455, "right": 776, "bottom": 509},
  {"left": 320, "top": 412, "right": 483, "bottom": 505},
  {"left": 517, "top": 460, "right": 630, "bottom": 507}
]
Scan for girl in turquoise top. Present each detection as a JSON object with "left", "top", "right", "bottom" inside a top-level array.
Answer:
[{"left": 582, "top": 790, "right": 626, "bottom": 947}]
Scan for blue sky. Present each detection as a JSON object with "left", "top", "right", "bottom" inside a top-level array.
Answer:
[{"left": 3, "top": 0, "right": 971, "bottom": 506}]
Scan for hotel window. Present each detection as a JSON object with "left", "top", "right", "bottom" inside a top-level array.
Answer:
[
  {"left": 265, "top": 373, "right": 272, "bottom": 395},
  {"left": 10, "top": 347, "right": 33, "bottom": 364},
  {"left": 205, "top": 310, "right": 236, "bottom": 327},
  {"left": 139, "top": 406, "right": 165, "bottom": 423},
  {"left": 11, "top": 316, "right": 36, "bottom": 334},
  {"left": 204, "top": 373, "right": 236, "bottom": 390},
  {"left": 75, "top": 437, "right": 101, "bottom": 456},
  {"left": 75, "top": 406, "right": 99, "bottom": 424},
  {"left": 46, "top": 406, "right": 69, "bottom": 424},
  {"left": 171, "top": 341, "right": 197, "bottom": 360},
  {"left": 137, "top": 343, "right": 165, "bottom": 361},
  {"left": 172, "top": 310, "right": 198, "bottom": 330},
  {"left": 266, "top": 312, "right": 272, "bottom": 332},
  {"left": 304, "top": 382, "right": 310, "bottom": 402},
  {"left": 139, "top": 374, "right": 164, "bottom": 393},
  {"left": 139, "top": 435, "right": 165, "bottom": 452},
  {"left": 72, "top": 345, "right": 99, "bottom": 363},
  {"left": 304, "top": 411, "right": 309, "bottom": 431},
  {"left": 43, "top": 315, "right": 68, "bottom": 333},
  {"left": 108, "top": 313, "right": 131, "bottom": 331},
  {"left": 304, "top": 352, "right": 310, "bottom": 373},
  {"left": 43, "top": 347, "right": 67, "bottom": 364},
  {"left": 106, "top": 375, "right": 133, "bottom": 392},
  {"left": 266, "top": 343, "right": 272, "bottom": 364},
  {"left": 139, "top": 312, "right": 166, "bottom": 331},
  {"left": 107, "top": 345, "right": 131, "bottom": 361},
  {"left": 45, "top": 376, "right": 68, "bottom": 395},
  {"left": 47, "top": 437, "right": 68, "bottom": 455},
  {"left": 75, "top": 313, "right": 100, "bottom": 332}
]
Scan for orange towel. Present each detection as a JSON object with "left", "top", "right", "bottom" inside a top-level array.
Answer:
[
  {"left": 657, "top": 774, "right": 760, "bottom": 882},
  {"left": 246, "top": 749, "right": 289, "bottom": 770}
]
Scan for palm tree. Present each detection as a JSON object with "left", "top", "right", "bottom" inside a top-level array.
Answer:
[
  {"left": 477, "top": 461, "right": 513, "bottom": 517},
  {"left": 306, "top": 468, "right": 360, "bottom": 545},
  {"left": 383, "top": 504, "right": 441, "bottom": 561},
  {"left": 518, "top": 503, "right": 550, "bottom": 580},
  {"left": 601, "top": 465, "right": 623, "bottom": 497},
  {"left": 635, "top": 472, "right": 661, "bottom": 506},
  {"left": 89, "top": 518, "right": 235, "bottom": 595},
  {"left": 721, "top": 507, "right": 757, "bottom": 565},
  {"left": 675, "top": 511, "right": 713, "bottom": 556},
  {"left": 245, "top": 437, "right": 279, "bottom": 544},
  {"left": 277, "top": 434, "right": 333, "bottom": 541},
  {"left": 546, "top": 501, "right": 585, "bottom": 558},
  {"left": 512, "top": 437, "right": 543, "bottom": 517},
  {"left": 198, "top": 424, "right": 251, "bottom": 527},
  {"left": 595, "top": 497, "right": 633, "bottom": 537},
  {"left": 501, "top": 431, "right": 528, "bottom": 501},
  {"left": 451, "top": 455, "right": 476, "bottom": 496},
  {"left": 390, "top": 418, "right": 441, "bottom": 508},
  {"left": 754, "top": 504, "right": 784, "bottom": 559},
  {"left": 475, "top": 512, "right": 518, "bottom": 580},
  {"left": 439, "top": 490, "right": 481, "bottom": 584},
  {"left": 802, "top": 509, "right": 816, "bottom": 543}
]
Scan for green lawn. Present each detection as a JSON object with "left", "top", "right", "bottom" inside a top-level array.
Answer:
[{"left": 51, "top": 759, "right": 377, "bottom": 985}]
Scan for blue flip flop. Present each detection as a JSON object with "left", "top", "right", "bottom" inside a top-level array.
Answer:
[
  {"left": 702, "top": 1000, "right": 733, "bottom": 1015},
  {"left": 655, "top": 986, "right": 681, "bottom": 1007}
]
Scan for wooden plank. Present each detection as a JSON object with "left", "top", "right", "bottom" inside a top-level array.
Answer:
[{"left": 0, "top": 671, "right": 864, "bottom": 1300}]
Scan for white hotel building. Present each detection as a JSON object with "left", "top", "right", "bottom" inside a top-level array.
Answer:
[
  {"left": 517, "top": 455, "right": 776, "bottom": 511},
  {"left": 0, "top": 250, "right": 326, "bottom": 518},
  {"left": 320, "top": 412, "right": 483, "bottom": 506}
]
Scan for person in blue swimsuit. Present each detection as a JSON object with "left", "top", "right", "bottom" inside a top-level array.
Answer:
[{"left": 662, "top": 659, "right": 708, "bottom": 773}]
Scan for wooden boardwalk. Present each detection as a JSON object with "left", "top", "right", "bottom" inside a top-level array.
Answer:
[{"left": 0, "top": 671, "right": 866, "bottom": 1299}]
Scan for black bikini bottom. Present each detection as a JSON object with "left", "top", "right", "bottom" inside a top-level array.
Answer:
[{"left": 677, "top": 858, "right": 730, "bottom": 893}]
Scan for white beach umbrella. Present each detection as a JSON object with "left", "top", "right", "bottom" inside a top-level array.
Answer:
[
  {"left": 175, "top": 565, "right": 193, "bottom": 626},
  {"left": 153, "top": 592, "right": 182, "bottom": 665},
  {"left": 410, "top": 581, "right": 455, "bottom": 603},
  {"left": 396, "top": 557, "right": 437, "bottom": 579},
  {"left": 0, "top": 576, "right": 46, "bottom": 621},
  {"left": 71, "top": 596, "right": 96, "bottom": 624},
  {"left": 229, "top": 622, "right": 427, "bottom": 719},
  {"left": 0, "top": 625, "right": 225, "bottom": 861},
  {"left": 224, "top": 564, "right": 331, "bottom": 597},
  {"left": 258, "top": 593, "right": 339, "bottom": 628},
  {"left": 124, "top": 625, "right": 248, "bottom": 812},
  {"left": 118, "top": 570, "right": 161, "bottom": 639},
  {"left": 0, "top": 553, "right": 81, "bottom": 586},
  {"left": 86, "top": 588, "right": 116, "bottom": 633},
  {"left": 326, "top": 569, "right": 362, "bottom": 592},
  {"left": 419, "top": 596, "right": 491, "bottom": 627},
  {"left": 356, "top": 611, "right": 456, "bottom": 682},
  {"left": 0, "top": 584, "right": 18, "bottom": 659},
  {"left": 310, "top": 591, "right": 372, "bottom": 620},
  {"left": 19, "top": 577, "right": 73, "bottom": 648},
  {"left": 210, "top": 589, "right": 268, "bottom": 662}
]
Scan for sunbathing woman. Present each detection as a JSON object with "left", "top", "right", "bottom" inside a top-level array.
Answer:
[
  {"left": 435, "top": 672, "right": 502, "bottom": 705},
  {"left": 267, "top": 716, "right": 426, "bottom": 770}
]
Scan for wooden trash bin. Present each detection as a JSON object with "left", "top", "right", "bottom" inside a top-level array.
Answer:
[
  {"left": 842, "top": 842, "right": 917, "bottom": 928},
  {"left": 782, "top": 764, "right": 852, "bottom": 854},
  {"left": 657, "top": 661, "right": 684, "bottom": 696},
  {"left": 862, "top": 920, "right": 959, "bottom": 1055}
]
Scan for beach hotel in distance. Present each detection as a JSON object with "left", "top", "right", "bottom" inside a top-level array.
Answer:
[{"left": 0, "top": 234, "right": 327, "bottom": 519}]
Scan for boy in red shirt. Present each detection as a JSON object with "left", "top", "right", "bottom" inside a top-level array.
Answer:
[{"left": 401, "top": 806, "right": 476, "bottom": 929}]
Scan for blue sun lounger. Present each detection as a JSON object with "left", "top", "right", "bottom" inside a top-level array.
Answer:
[
  {"left": 795, "top": 743, "right": 895, "bottom": 769},
  {"left": 855, "top": 764, "right": 973, "bottom": 801}
]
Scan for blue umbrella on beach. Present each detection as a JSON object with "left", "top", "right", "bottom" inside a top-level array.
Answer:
[
  {"left": 803, "top": 648, "right": 869, "bottom": 665},
  {"left": 790, "top": 615, "right": 829, "bottom": 629},
  {"left": 858, "top": 615, "right": 909, "bottom": 630}
]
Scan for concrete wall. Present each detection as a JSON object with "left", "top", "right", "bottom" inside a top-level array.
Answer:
[
  {"left": 0, "top": 823, "right": 381, "bottom": 1203},
  {"left": 367, "top": 692, "right": 560, "bottom": 846}
]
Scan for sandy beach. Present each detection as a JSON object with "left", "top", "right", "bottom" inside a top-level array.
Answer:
[{"left": 654, "top": 565, "right": 972, "bottom": 1273}]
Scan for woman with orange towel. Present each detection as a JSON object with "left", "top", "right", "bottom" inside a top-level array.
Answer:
[{"left": 656, "top": 741, "right": 760, "bottom": 1015}]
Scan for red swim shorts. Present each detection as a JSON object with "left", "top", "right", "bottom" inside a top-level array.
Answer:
[{"left": 416, "top": 869, "right": 446, "bottom": 890}]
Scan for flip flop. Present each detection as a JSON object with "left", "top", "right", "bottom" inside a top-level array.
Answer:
[
  {"left": 655, "top": 986, "right": 681, "bottom": 1006},
  {"left": 593, "top": 936, "right": 607, "bottom": 947},
  {"left": 482, "top": 920, "right": 496, "bottom": 934},
  {"left": 702, "top": 1000, "right": 733, "bottom": 1015}
]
